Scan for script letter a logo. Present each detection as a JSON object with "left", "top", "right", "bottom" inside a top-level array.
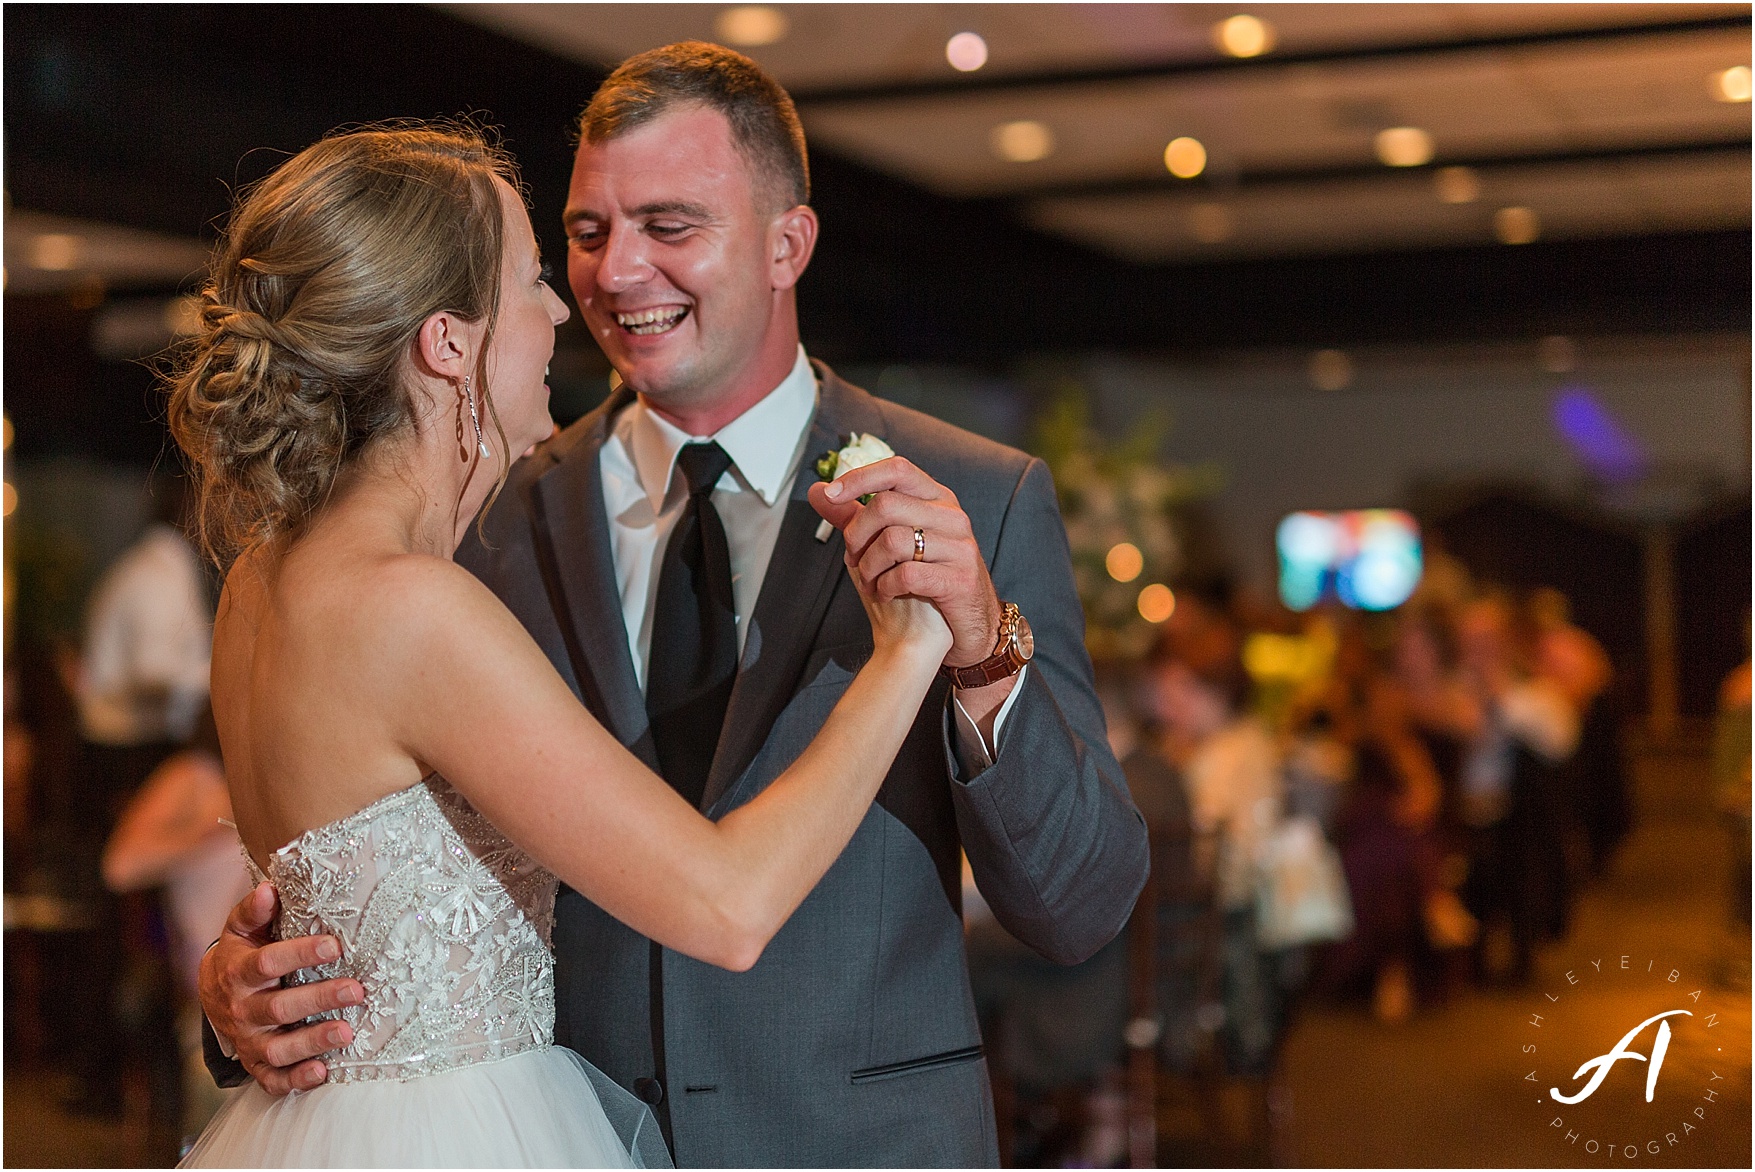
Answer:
[{"left": 1551, "top": 1010, "right": 1691, "bottom": 1105}]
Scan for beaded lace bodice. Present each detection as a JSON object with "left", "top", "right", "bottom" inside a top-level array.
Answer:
[{"left": 260, "top": 777, "right": 557, "bottom": 1084}]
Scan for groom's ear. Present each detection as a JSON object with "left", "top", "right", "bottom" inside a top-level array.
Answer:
[
  {"left": 411, "top": 310, "right": 475, "bottom": 381},
  {"left": 768, "top": 204, "right": 818, "bottom": 292}
]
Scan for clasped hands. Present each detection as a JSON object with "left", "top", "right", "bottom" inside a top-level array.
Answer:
[
  {"left": 808, "top": 455, "right": 1014, "bottom": 720},
  {"left": 202, "top": 455, "right": 1014, "bottom": 1093}
]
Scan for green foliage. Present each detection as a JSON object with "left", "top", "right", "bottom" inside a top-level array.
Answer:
[{"left": 1029, "top": 380, "right": 1222, "bottom": 663}]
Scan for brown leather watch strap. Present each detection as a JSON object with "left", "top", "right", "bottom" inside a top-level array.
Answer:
[{"left": 940, "top": 602, "right": 1028, "bottom": 689}]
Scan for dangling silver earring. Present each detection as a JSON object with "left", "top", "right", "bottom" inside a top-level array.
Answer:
[{"left": 463, "top": 375, "right": 490, "bottom": 460}]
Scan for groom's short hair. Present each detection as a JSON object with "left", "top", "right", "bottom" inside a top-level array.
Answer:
[{"left": 579, "top": 41, "right": 810, "bottom": 212}]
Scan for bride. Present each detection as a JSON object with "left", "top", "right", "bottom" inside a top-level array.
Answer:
[{"left": 169, "top": 124, "right": 951, "bottom": 1167}]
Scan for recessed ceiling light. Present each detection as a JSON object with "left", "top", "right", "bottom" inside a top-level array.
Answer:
[
  {"left": 1375, "top": 127, "right": 1434, "bottom": 168},
  {"left": 946, "top": 32, "right": 988, "bottom": 72},
  {"left": 28, "top": 233, "right": 82, "bottom": 271},
  {"left": 1538, "top": 335, "right": 1577, "bottom": 374},
  {"left": 1714, "top": 65, "right": 1752, "bottom": 102},
  {"left": 1189, "top": 203, "right": 1233, "bottom": 244},
  {"left": 1214, "top": 15, "right": 1273, "bottom": 58},
  {"left": 991, "top": 120, "right": 1054, "bottom": 163},
  {"left": 1434, "top": 165, "right": 1480, "bottom": 204},
  {"left": 1494, "top": 206, "right": 1540, "bottom": 245},
  {"left": 1164, "top": 137, "right": 1207, "bottom": 179},
  {"left": 715, "top": 5, "right": 788, "bottom": 47},
  {"left": 1308, "top": 349, "right": 1354, "bottom": 391}
]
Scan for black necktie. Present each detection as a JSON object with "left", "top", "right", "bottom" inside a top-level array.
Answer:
[{"left": 646, "top": 441, "right": 738, "bottom": 809}]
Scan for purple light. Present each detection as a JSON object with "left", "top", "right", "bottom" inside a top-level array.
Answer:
[{"left": 1552, "top": 386, "right": 1646, "bottom": 483}]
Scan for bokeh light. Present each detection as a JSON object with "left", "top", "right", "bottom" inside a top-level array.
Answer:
[
  {"left": 1164, "top": 136, "right": 1207, "bottom": 179},
  {"left": 714, "top": 6, "right": 789, "bottom": 47},
  {"left": 29, "top": 233, "right": 81, "bottom": 271},
  {"left": 1434, "top": 165, "right": 1481, "bottom": 204},
  {"left": 946, "top": 32, "right": 988, "bottom": 72},
  {"left": 1553, "top": 386, "right": 1647, "bottom": 482},
  {"left": 1494, "top": 205, "right": 1540, "bottom": 244},
  {"left": 1538, "top": 335, "right": 1577, "bottom": 374},
  {"left": 1714, "top": 65, "right": 1751, "bottom": 102},
  {"left": 1214, "top": 15, "right": 1274, "bottom": 58},
  {"left": 1308, "top": 349, "right": 1354, "bottom": 391},
  {"left": 1278, "top": 510, "right": 1422, "bottom": 612},
  {"left": 3, "top": 483, "right": 17, "bottom": 518},
  {"left": 991, "top": 120, "right": 1054, "bottom": 163},
  {"left": 1375, "top": 127, "right": 1434, "bottom": 167},
  {"left": 1105, "top": 542, "right": 1144, "bottom": 583},
  {"left": 1137, "top": 583, "right": 1176, "bottom": 623}
]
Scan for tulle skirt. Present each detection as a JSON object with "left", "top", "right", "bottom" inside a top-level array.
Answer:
[{"left": 180, "top": 1045, "right": 669, "bottom": 1168}]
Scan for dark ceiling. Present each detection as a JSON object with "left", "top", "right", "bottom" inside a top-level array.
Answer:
[{"left": 5, "top": 2, "right": 1749, "bottom": 370}]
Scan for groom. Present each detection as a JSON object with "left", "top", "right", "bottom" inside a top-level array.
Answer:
[{"left": 200, "top": 42, "right": 1147, "bottom": 1166}]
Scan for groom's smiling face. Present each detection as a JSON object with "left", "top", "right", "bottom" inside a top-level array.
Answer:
[{"left": 564, "top": 102, "right": 802, "bottom": 420}]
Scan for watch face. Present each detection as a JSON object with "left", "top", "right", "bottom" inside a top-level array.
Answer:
[{"left": 1013, "top": 614, "right": 1035, "bottom": 661}]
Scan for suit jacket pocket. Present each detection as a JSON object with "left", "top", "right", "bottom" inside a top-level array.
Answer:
[{"left": 849, "top": 1044, "right": 984, "bottom": 1085}]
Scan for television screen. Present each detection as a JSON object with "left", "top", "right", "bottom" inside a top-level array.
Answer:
[{"left": 1277, "top": 509, "right": 1422, "bottom": 612}]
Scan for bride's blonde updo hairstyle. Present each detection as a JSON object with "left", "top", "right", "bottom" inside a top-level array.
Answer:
[{"left": 167, "top": 122, "right": 519, "bottom": 565}]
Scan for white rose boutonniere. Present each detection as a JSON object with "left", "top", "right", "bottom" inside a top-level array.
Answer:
[
  {"left": 812, "top": 433, "right": 894, "bottom": 540},
  {"left": 815, "top": 432, "right": 894, "bottom": 487}
]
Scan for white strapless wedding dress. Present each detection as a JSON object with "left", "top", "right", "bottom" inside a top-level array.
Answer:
[{"left": 181, "top": 777, "right": 668, "bottom": 1168}]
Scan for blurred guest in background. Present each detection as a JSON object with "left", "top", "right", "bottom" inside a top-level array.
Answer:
[
  {"left": 77, "top": 477, "right": 213, "bottom": 764},
  {"left": 102, "top": 704, "right": 251, "bottom": 1149},
  {"left": 1318, "top": 637, "right": 1476, "bottom": 1025},
  {"left": 62, "top": 477, "right": 213, "bottom": 1124},
  {"left": 1528, "top": 587, "right": 1628, "bottom": 876},
  {"left": 1712, "top": 640, "right": 1751, "bottom": 936},
  {"left": 1456, "top": 594, "right": 1579, "bottom": 985},
  {"left": 1139, "top": 615, "right": 1289, "bottom": 1076}
]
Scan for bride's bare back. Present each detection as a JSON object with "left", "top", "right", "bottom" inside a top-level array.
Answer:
[{"left": 213, "top": 501, "right": 454, "bottom": 868}]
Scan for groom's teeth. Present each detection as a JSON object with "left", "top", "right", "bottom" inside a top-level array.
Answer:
[{"left": 614, "top": 307, "right": 688, "bottom": 335}]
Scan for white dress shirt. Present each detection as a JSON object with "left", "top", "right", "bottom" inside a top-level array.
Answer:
[
  {"left": 78, "top": 524, "right": 212, "bottom": 745},
  {"left": 597, "top": 346, "right": 1021, "bottom": 768}
]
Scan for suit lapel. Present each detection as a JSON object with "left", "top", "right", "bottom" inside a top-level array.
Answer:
[
  {"left": 702, "top": 368, "right": 886, "bottom": 811},
  {"left": 528, "top": 390, "right": 655, "bottom": 765}
]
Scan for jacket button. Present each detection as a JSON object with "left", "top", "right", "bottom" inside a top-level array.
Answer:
[{"left": 634, "top": 1077, "right": 664, "bottom": 1106}]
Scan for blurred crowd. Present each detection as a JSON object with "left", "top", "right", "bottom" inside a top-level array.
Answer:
[
  {"left": 5, "top": 478, "right": 248, "bottom": 1162},
  {"left": 967, "top": 555, "right": 1752, "bottom": 1167}
]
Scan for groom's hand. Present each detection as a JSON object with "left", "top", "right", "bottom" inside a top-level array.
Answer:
[
  {"left": 813, "top": 457, "right": 1004, "bottom": 672},
  {"left": 200, "top": 881, "right": 364, "bottom": 1095}
]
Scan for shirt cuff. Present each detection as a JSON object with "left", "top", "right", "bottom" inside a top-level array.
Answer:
[
  {"left": 949, "top": 665, "right": 1030, "bottom": 773},
  {"left": 211, "top": 1012, "right": 237, "bottom": 1059}
]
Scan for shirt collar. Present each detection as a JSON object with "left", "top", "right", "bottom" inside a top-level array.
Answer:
[{"left": 622, "top": 345, "right": 817, "bottom": 513}]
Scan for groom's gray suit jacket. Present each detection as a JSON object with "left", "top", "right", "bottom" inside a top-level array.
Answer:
[{"left": 457, "top": 363, "right": 1145, "bottom": 1167}]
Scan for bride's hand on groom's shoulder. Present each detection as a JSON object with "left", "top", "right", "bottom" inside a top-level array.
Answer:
[
  {"left": 810, "top": 456, "right": 1001, "bottom": 669},
  {"left": 200, "top": 881, "right": 365, "bottom": 1095}
]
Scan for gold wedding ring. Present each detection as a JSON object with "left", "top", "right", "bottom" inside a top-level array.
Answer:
[{"left": 912, "top": 528, "right": 926, "bottom": 562}]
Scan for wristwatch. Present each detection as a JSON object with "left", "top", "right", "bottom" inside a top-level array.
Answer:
[{"left": 940, "top": 601, "right": 1034, "bottom": 689}]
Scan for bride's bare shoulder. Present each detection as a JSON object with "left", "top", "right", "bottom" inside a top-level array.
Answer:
[{"left": 242, "top": 539, "right": 511, "bottom": 663}]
